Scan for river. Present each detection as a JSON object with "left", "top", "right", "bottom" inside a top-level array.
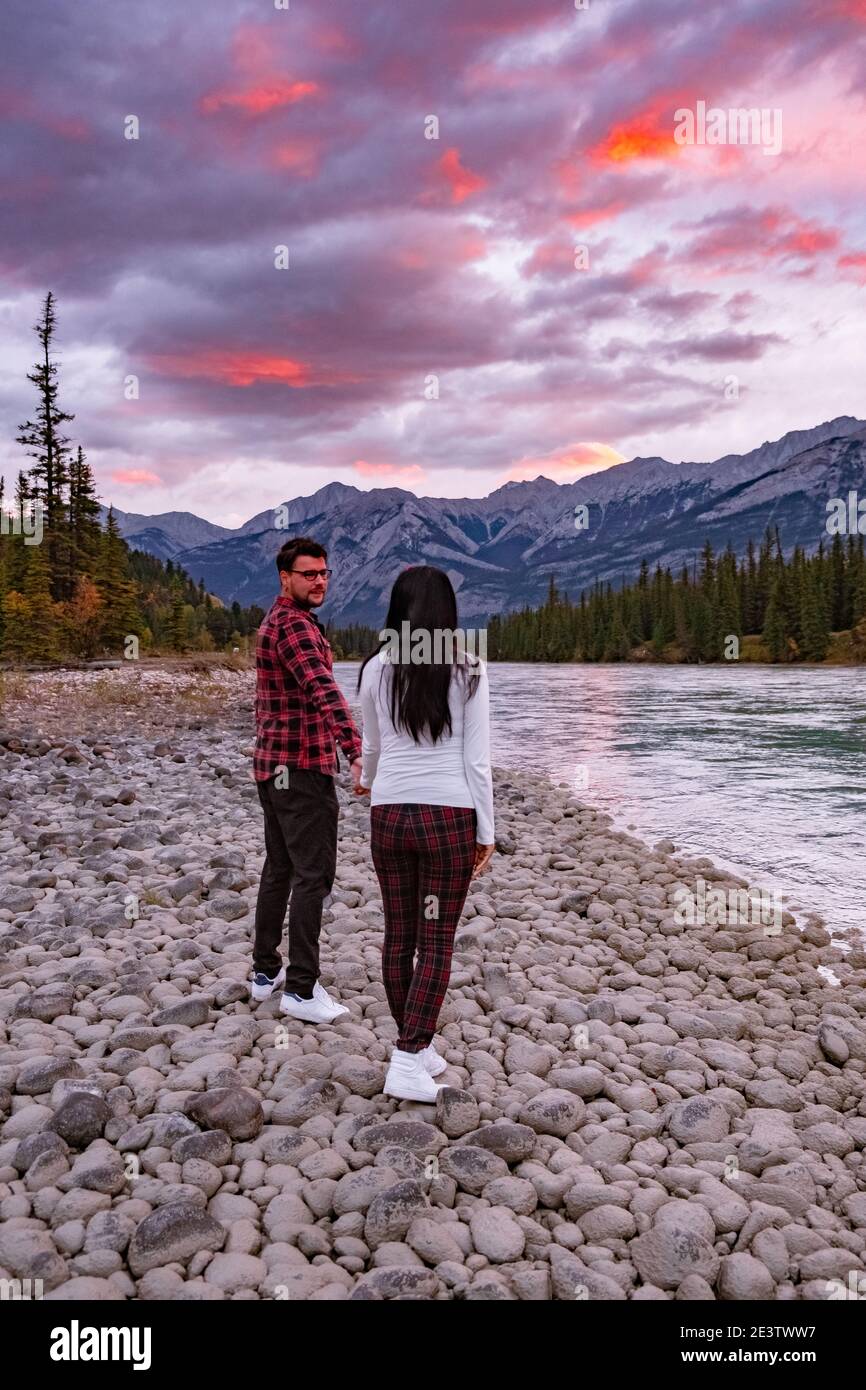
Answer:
[{"left": 335, "top": 662, "right": 865, "bottom": 937}]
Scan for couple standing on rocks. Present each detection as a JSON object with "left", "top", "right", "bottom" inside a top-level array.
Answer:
[{"left": 249, "top": 536, "right": 495, "bottom": 1103}]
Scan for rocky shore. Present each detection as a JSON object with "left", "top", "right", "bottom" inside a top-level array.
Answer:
[{"left": 1, "top": 667, "right": 865, "bottom": 1302}]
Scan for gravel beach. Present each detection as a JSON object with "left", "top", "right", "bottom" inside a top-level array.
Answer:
[{"left": 1, "top": 667, "right": 865, "bottom": 1302}]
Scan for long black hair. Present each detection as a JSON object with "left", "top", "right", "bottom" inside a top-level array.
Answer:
[{"left": 357, "top": 565, "right": 480, "bottom": 743}]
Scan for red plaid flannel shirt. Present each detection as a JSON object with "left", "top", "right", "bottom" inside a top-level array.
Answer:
[{"left": 253, "top": 595, "right": 362, "bottom": 780}]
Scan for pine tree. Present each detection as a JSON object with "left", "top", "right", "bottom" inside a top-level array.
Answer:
[
  {"left": 636, "top": 558, "right": 652, "bottom": 641},
  {"left": 169, "top": 585, "right": 187, "bottom": 651},
  {"left": 16, "top": 292, "right": 74, "bottom": 600},
  {"left": 22, "top": 541, "right": 61, "bottom": 660},
  {"left": 95, "top": 507, "right": 139, "bottom": 650},
  {"left": 828, "top": 533, "right": 847, "bottom": 630},
  {"left": 762, "top": 579, "right": 787, "bottom": 662},
  {"left": 741, "top": 538, "right": 759, "bottom": 632},
  {"left": 603, "top": 597, "right": 630, "bottom": 660},
  {"left": 67, "top": 446, "right": 102, "bottom": 587},
  {"left": 715, "top": 550, "right": 741, "bottom": 658},
  {"left": 755, "top": 528, "right": 775, "bottom": 630},
  {"left": 689, "top": 592, "right": 712, "bottom": 662},
  {"left": 799, "top": 562, "right": 830, "bottom": 661},
  {"left": 699, "top": 539, "right": 715, "bottom": 598}
]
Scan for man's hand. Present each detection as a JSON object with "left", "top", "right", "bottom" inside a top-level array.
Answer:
[{"left": 471, "top": 843, "right": 495, "bottom": 878}]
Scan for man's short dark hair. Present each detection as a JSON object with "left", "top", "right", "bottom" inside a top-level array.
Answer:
[{"left": 276, "top": 536, "right": 328, "bottom": 576}]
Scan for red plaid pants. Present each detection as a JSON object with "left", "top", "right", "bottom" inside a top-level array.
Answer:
[{"left": 370, "top": 803, "right": 477, "bottom": 1052}]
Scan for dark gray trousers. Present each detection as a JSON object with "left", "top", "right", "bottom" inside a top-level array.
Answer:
[{"left": 253, "top": 769, "right": 338, "bottom": 995}]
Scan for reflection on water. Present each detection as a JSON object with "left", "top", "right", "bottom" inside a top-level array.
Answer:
[{"left": 335, "top": 662, "right": 865, "bottom": 937}]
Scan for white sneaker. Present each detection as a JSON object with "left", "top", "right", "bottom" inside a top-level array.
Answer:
[
  {"left": 250, "top": 966, "right": 286, "bottom": 1002},
  {"left": 383, "top": 1048, "right": 447, "bottom": 1102},
  {"left": 279, "top": 992, "right": 342, "bottom": 1023},
  {"left": 420, "top": 1043, "right": 448, "bottom": 1077},
  {"left": 313, "top": 981, "right": 349, "bottom": 1018}
]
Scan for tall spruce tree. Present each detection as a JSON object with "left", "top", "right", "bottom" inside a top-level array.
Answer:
[{"left": 16, "top": 292, "right": 74, "bottom": 600}]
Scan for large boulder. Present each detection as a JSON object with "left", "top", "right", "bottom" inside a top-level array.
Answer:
[
  {"left": 127, "top": 1203, "right": 226, "bottom": 1276},
  {"left": 185, "top": 1088, "right": 263, "bottom": 1140}
]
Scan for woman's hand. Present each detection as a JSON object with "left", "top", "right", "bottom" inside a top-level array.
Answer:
[
  {"left": 471, "top": 842, "right": 495, "bottom": 878},
  {"left": 350, "top": 758, "right": 369, "bottom": 794}
]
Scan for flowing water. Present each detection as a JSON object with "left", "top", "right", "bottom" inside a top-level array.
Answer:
[{"left": 335, "top": 662, "right": 865, "bottom": 937}]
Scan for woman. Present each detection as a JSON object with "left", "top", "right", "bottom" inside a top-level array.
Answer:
[{"left": 355, "top": 566, "right": 495, "bottom": 1102}]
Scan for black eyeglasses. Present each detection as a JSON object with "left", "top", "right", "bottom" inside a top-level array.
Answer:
[{"left": 291, "top": 568, "right": 333, "bottom": 581}]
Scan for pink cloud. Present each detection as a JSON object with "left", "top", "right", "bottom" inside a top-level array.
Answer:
[
  {"left": 432, "top": 147, "right": 487, "bottom": 204},
  {"left": 838, "top": 251, "right": 866, "bottom": 283},
  {"left": 200, "top": 79, "right": 319, "bottom": 117},
  {"left": 354, "top": 459, "right": 427, "bottom": 482},
  {"left": 680, "top": 205, "right": 843, "bottom": 275},
  {"left": 143, "top": 350, "right": 362, "bottom": 389},
  {"left": 110, "top": 469, "right": 163, "bottom": 486}
]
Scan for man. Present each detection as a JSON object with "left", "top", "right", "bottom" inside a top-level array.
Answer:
[{"left": 250, "top": 536, "right": 363, "bottom": 1022}]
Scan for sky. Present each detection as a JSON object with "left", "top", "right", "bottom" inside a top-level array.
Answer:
[{"left": 1, "top": 0, "right": 865, "bottom": 528}]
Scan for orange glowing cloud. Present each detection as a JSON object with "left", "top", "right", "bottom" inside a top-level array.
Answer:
[
  {"left": 354, "top": 460, "right": 427, "bottom": 483},
  {"left": 110, "top": 469, "right": 163, "bottom": 486},
  {"left": 504, "top": 442, "right": 625, "bottom": 483},
  {"left": 436, "top": 147, "right": 487, "bottom": 204},
  {"left": 145, "top": 351, "right": 358, "bottom": 388},
  {"left": 201, "top": 78, "right": 319, "bottom": 116},
  {"left": 588, "top": 96, "right": 690, "bottom": 166},
  {"left": 591, "top": 115, "right": 679, "bottom": 166}
]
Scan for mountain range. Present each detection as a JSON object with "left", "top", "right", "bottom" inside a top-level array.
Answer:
[{"left": 103, "top": 416, "right": 866, "bottom": 626}]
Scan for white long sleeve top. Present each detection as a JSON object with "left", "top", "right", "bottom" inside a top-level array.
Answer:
[{"left": 359, "top": 654, "right": 495, "bottom": 844}]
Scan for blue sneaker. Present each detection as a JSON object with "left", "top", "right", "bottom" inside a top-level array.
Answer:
[{"left": 250, "top": 966, "right": 286, "bottom": 1002}]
